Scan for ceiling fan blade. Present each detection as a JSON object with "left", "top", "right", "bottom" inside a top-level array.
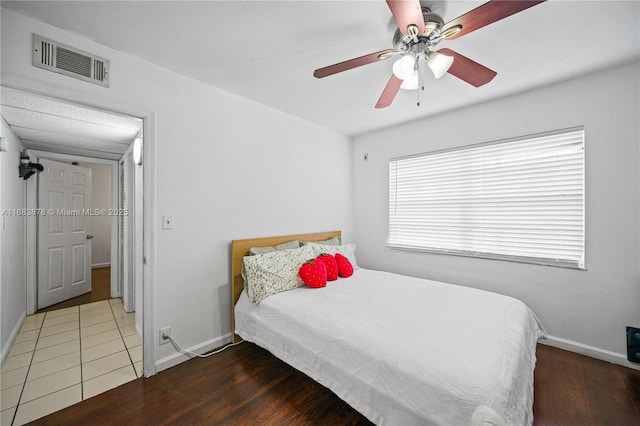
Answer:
[
  {"left": 314, "top": 49, "right": 396, "bottom": 79},
  {"left": 375, "top": 75, "right": 403, "bottom": 109},
  {"left": 441, "top": 0, "right": 546, "bottom": 40},
  {"left": 386, "top": 0, "right": 425, "bottom": 36},
  {"left": 438, "top": 48, "right": 497, "bottom": 87}
]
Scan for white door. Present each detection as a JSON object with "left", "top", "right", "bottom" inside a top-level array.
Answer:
[{"left": 38, "top": 158, "right": 92, "bottom": 309}]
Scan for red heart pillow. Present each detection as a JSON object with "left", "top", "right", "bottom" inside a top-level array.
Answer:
[
  {"left": 299, "top": 259, "right": 327, "bottom": 288},
  {"left": 316, "top": 253, "right": 338, "bottom": 281},
  {"left": 334, "top": 253, "right": 353, "bottom": 278}
]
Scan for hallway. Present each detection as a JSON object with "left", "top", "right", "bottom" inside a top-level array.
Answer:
[{"left": 1, "top": 298, "right": 142, "bottom": 425}]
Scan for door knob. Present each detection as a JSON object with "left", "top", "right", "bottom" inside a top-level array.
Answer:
[{"left": 86, "top": 234, "right": 94, "bottom": 240}]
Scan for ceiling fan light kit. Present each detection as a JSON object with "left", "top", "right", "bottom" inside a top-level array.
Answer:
[
  {"left": 313, "top": 0, "right": 547, "bottom": 108},
  {"left": 392, "top": 53, "right": 417, "bottom": 80},
  {"left": 426, "top": 51, "right": 454, "bottom": 79},
  {"left": 400, "top": 70, "right": 420, "bottom": 90}
]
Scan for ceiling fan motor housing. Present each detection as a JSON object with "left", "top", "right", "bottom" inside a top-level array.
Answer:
[
  {"left": 393, "top": 8, "right": 445, "bottom": 52},
  {"left": 422, "top": 11, "right": 445, "bottom": 37}
]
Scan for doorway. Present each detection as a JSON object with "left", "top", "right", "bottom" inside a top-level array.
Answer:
[
  {"left": 0, "top": 87, "right": 151, "bottom": 422},
  {"left": 1, "top": 84, "right": 155, "bottom": 377}
]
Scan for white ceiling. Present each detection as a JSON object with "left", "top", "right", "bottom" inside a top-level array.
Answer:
[
  {"left": 1, "top": 88, "right": 142, "bottom": 160},
  {"left": 2, "top": 1, "right": 639, "bottom": 137}
]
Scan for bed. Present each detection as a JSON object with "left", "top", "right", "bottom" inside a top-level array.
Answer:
[{"left": 231, "top": 231, "right": 545, "bottom": 426}]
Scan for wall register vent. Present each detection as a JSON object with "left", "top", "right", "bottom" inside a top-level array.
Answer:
[{"left": 32, "top": 34, "right": 110, "bottom": 87}]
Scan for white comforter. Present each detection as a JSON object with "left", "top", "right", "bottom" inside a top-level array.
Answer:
[{"left": 235, "top": 268, "right": 545, "bottom": 426}]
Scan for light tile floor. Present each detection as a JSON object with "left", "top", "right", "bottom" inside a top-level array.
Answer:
[{"left": 1, "top": 299, "right": 142, "bottom": 425}]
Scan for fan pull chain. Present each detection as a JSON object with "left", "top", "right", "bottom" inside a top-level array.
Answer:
[
  {"left": 416, "top": 57, "right": 422, "bottom": 107},
  {"left": 420, "top": 55, "right": 425, "bottom": 91}
]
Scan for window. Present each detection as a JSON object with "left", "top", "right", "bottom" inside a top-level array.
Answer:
[{"left": 388, "top": 127, "right": 585, "bottom": 269}]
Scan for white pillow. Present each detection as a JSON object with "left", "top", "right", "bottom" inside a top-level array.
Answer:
[
  {"left": 248, "top": 239, "right": 301, "bottom": 255},
  {"left": 242, "top": 244, "right": 315, "bottom": 304},
  {"left": 306, "top": 242, "right": 359, "bottom": 269},
  {"left": 302, "top": 236, "right": 341, "bottom": 246}
]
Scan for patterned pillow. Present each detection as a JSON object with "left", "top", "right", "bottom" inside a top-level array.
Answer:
[
  {"left": 306, "top": 242, "right": 359, "bottom": 269},
  {"left": 242, "top": 244, "right": 316, "bottom": 304}
]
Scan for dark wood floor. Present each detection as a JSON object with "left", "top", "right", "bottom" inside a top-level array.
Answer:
[
  {"left": 534, "top": 344, "right": 640, "bottom": 425},
  {"left": 37, "top": 267, "right": 111, "bottom": 313},
  {"left": 31, "top": 342, "right": 640, "bottom": 425}
]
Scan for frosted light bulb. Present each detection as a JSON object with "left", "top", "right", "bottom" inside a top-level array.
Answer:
[
  {"left": 392, "top": 53, "right": 417, "bottom": 80},
  {"left": 400, "top": 70, "right": 419, "bottom": 90},
  {"left": 427, "top": 52, "right": 454, "bottom": 79}
]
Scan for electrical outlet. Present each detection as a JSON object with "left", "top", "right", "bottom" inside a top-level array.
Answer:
[{"left": 159, "top": 327, "right": 172, "bottom": 345}]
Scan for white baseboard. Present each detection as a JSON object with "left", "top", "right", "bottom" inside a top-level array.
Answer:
[
  {"left": 92, "top": 263, "right": 111, "bottom": 269},
  {"left": 1, "top": 311, "right": 26, "bottom": 365},
  {"left": 155, "top": 332, "right": 232, "bottom": 373},
  {"left": 540, "top": 334, "right": 640, "bottom": 371},
  {"left": 152, "top": 332, "right": 640, "bottom": 374}
]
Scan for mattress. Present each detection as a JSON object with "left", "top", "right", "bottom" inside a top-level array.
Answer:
[{"left": 235, "top": 268, "right": 545, "bottom": 425}]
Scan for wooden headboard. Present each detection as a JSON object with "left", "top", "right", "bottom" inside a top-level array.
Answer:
[{"left": 230, "top": 230, "right": 341, "bottom": 342}]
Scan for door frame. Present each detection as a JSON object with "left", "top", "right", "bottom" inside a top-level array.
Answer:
[
  {"left": 27, "top": 153, "right": 120, "bottom": 312},
  {"left": 120, "top": 148, "right": 138, "bottom": 314},
  {"left": 4, "top": 82, "right": 158, "bottom": 378}
]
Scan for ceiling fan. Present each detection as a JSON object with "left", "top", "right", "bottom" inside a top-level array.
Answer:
[{"left": 313, "top": 0, "right": 546, "bottom": 108}]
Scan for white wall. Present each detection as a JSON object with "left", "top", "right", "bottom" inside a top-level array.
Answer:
[
  {"left": 1, "top": 10, "right": 353, "bottom": 370},
  {"left": 0, "top": 118, "right": 26, "bottom": 362},
  {"left": 84, "top": 162, "right": 111, "bottom": 267},
  {"left": 353, "top": 62, "right": 640, "bottom": 362}
]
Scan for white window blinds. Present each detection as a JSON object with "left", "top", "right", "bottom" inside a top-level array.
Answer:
[{"left": 388, "top": 127, "right": 585, "bottom": 269}]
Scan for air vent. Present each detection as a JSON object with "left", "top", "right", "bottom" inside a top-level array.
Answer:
[{"left": 33, "top": 34, "right": 110, "bottom": 87}]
